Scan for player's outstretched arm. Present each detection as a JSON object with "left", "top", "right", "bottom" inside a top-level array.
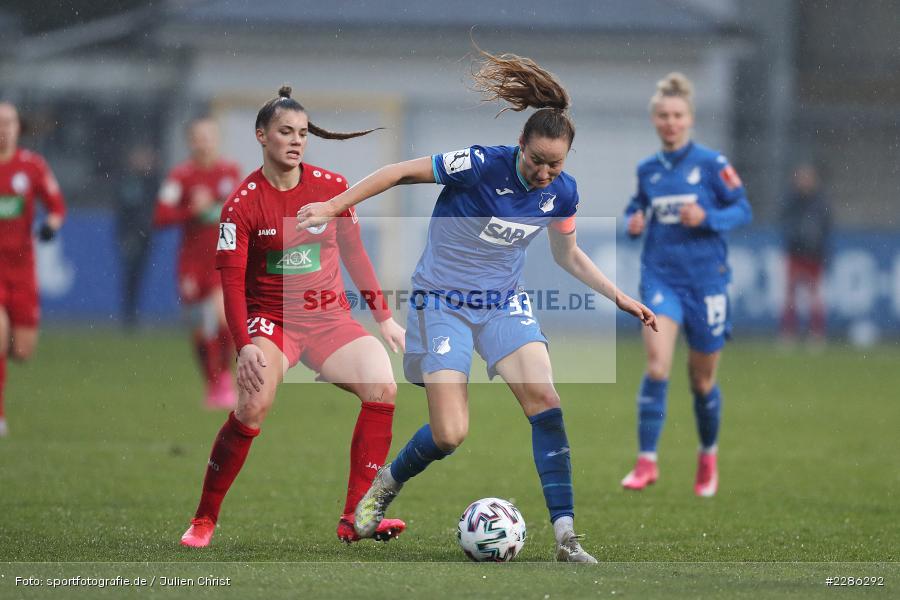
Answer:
[
  {"left": 548, "top": 228, "right": 657, "bottom": 331},
  {"left": 296, "top": 157, "right": 434, "bottom": 230}
]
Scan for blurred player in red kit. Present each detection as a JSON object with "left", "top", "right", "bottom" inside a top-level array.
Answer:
[
  {"left": 0, "top": 101, "right": 66, "bottom": 437},
  {"left": 180, "top": 86, "right": 406, "bottom": 546},
  {"left": 155, "top": 118, "right": 241, "bottom": 409}
]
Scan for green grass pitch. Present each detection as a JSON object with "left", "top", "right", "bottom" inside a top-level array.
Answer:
[{"left": 0, "top": 329, "right": 897, "bottom": 598}]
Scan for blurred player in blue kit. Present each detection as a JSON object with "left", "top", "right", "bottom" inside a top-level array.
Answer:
[
  {"left": 298, "top": 47, "right": 657, "bottom": 562},
  {"left": 621, "top": 73, "right": 752, "bottom": 497}
]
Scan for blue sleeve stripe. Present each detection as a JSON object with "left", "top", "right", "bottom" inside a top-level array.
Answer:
[{"left": 431, "top": 155, "right": 443, "bottom": 185}]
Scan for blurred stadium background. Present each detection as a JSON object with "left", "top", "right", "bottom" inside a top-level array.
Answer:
[{"left": 1, "top": 0, "right": 898, "bottom": 342}]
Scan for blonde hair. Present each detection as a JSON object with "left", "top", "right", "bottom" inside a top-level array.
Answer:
[{"left": 649, "top": 72, "right": 694, "bottom": 113}]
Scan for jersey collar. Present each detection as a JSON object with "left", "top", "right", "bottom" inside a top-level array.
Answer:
[
  {"left": 657, "top": 141, "right": 694, "bottom": 170},
  {"left": 513, "top": 146, "right": 532, "bottom": 191}
]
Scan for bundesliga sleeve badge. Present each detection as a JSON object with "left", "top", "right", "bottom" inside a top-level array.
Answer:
[
  {"left": 442, "top": 149, "right": 472, "bottom": 174},
  {"left": 217, "top": 222, "right": 237, "bottom": 250}
]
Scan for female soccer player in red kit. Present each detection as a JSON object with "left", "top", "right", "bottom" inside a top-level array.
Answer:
[
  {"left": 0, "top": 101, "right": 65, "bottom": 437},
  {"left": 155, "top": 118, "right": 241, "bottom": 409},
  {"left": 180, "top": 87, "right": 406, "bottom": 546}
]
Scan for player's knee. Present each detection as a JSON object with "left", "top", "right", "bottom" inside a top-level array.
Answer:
[
  {"left": 646, "top": 358, "right": 671, "bottom": 381},
  {"left": 10, "top": 344, "right": 34, "bottom": 362},
  {"left": 365, "top": 381, "right": 397, "bottom": 405},
  {"left": 688, "top": 370, "right": 715, "bottom": 396},
  {"left": 236, "top": 392, "right": 274, "bottom": 428},
  {"left": 432, "top": 424, "right": 468, "bottom": 451},
  {"left": 531, "top": 388, "right": 561, "bottom": 412}
]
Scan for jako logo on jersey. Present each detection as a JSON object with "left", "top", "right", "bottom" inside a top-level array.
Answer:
[
  {"left": 474, "top": 148, "right": 485, "bottom": 163},
  {"left": 442, "top": 149, "right": 471, "bottom": 174},
  {"left": 650, "top": 172, "right": 662, "bottom": 184},
  {"left": 651, "top": 194, "right": 697, "bottom": 225},
  {"left": 539, "top": 192, "right": 556, "bottom": 213},
  {"left": 687, "top": 166, "right": 701, "bottom": 185},
  {"left": 258, "top": 228, "right": 277, "bottom": 236},
  {"left": 306, "top": 223, "right": 328, "bottom": 235},
  {"left": 267, "top": 243, "right": 321, "bottom": 275},
  {"left": 432, "top": 336, "right": 451, "bottom": 355},
  {"left": 478, "top": 217, "right": 541, "bottom": 246},
  {"left": 495, "top": 187, "right": 514, "bottom": 196},
  {"left": 217, "top": 223, "right": 237, "bottom": 250}
]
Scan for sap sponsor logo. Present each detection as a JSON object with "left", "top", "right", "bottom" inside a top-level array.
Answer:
[
  {"left": 217, "top": 222, "right": 237, "bottom": 250},
  {"left": 686, "top": 166, "right": 701, "bottom": 185},
  {"left": 258, "top": 228, "right": 277, "bottom": 236},
  {"left": 539, "top": 192, "right": 556, "bottom": 213},
  {"left": 651, "top": 194, "right": 697, "bottom": 225},
  {"left": 478, "top": 217, "right": 541, "bottom": 246},
  {"left": 432, "top": 336, "right": 451, "bottom": 355},
  {"left": 442, "top": 149, "right": 471, "bottom": 174}
]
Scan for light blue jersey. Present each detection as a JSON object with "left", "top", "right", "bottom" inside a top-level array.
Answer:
[
  {"left": 404, "top": 144, "right": 578, "bottom": 383},
  {"left": 625, "top": 141, "right": 752, "bottom": 352},
  {"left": 412, "top": 144, "right": 578, "bottom": 309}
]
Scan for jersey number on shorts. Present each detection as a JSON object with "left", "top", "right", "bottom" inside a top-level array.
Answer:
[
  {"left": 509, "top": 292, "right": 535, "bottom": 326},
  {"left": 704, "top": 294, "right": 727, "bottom": 337},
  {"left": 247, "top": 317, "right": 275, "bottom": 336}
]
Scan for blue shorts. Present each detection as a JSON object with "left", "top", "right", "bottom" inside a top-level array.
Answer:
[
  {"left": 403, "top": 291, "right": 548, "bottom": 385},
  {"left": 640, "top": 276, "right": 731, "bottom": 353}
]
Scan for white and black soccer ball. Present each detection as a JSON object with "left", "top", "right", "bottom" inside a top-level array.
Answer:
[{"left": 457, "top": 497, "right": 526, "bottom": 562}]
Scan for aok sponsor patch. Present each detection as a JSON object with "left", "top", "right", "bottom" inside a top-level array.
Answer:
[
  {"left": 267, "top": 243, "right": 321, "bottom": 275},
  {"left": 0, "top": 195, "right": 24, "bottom": 220}
]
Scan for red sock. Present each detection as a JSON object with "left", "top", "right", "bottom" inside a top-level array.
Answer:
[
  {"left": 342, "top": 401, "right": 395, "bottom": 516},
  {"left": 192, "top": 332, "right": 218, "bottom": 386},
  {"left": 195, "top": 411, "right": 260, "bottom": 522},
  {"left": 0, "top": 354, "right": 6, "bottom": 419},
  {"left": 216, "top": 326, "right": 233, "bottom": 376}
]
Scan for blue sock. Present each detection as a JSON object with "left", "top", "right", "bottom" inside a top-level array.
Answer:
[
  {"left": 638, "top": 375, "right": 668, "bottom": 453},
  {"left": 693, "top": 385, "right": 722, "bottom": 450},
  {"left": 528, "top": 408, "right": 574, "bottom": 523},
  {"left": 389, "top": 424, "right": 452, "bottom": 483}
]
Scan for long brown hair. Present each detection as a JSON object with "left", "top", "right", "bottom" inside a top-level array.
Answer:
[
  {"left": 470, "top": 44, "right": 575, "bottom": 147},
  {"left": 255, "top": 86, "right": 382, "bottom": 140}
]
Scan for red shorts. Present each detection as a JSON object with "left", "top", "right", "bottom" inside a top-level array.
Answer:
[
  {"left": 246, "top": 312, "right": 370, "bottom": 372},
  {"left": 0, "top": 269, "right": 39, "bottom": 327},
  {"left": 178, "top": 266, "right": 220, "bottom": 304}
]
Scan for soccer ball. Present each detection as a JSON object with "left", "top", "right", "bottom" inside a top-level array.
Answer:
[{"left": 457, "top": 497, "right": 526, "bottom": 562}]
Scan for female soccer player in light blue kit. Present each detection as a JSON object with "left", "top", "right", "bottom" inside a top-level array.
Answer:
[
  {"left": 298, "top": 48, "right": 657, "bottom": 562},
  {"left": 620, "top": 73, "right": 752, "bottom": 497}
]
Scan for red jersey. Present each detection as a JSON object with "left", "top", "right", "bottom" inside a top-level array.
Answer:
[
  {"left": 216, "top": 165, "right": 391, "bottom": 348},
  {"left": 154, "top": 159, "right": 241, "bottom": 279},
  {"left": 0, "top": 149, "right": 65, "bottom": 262}
]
